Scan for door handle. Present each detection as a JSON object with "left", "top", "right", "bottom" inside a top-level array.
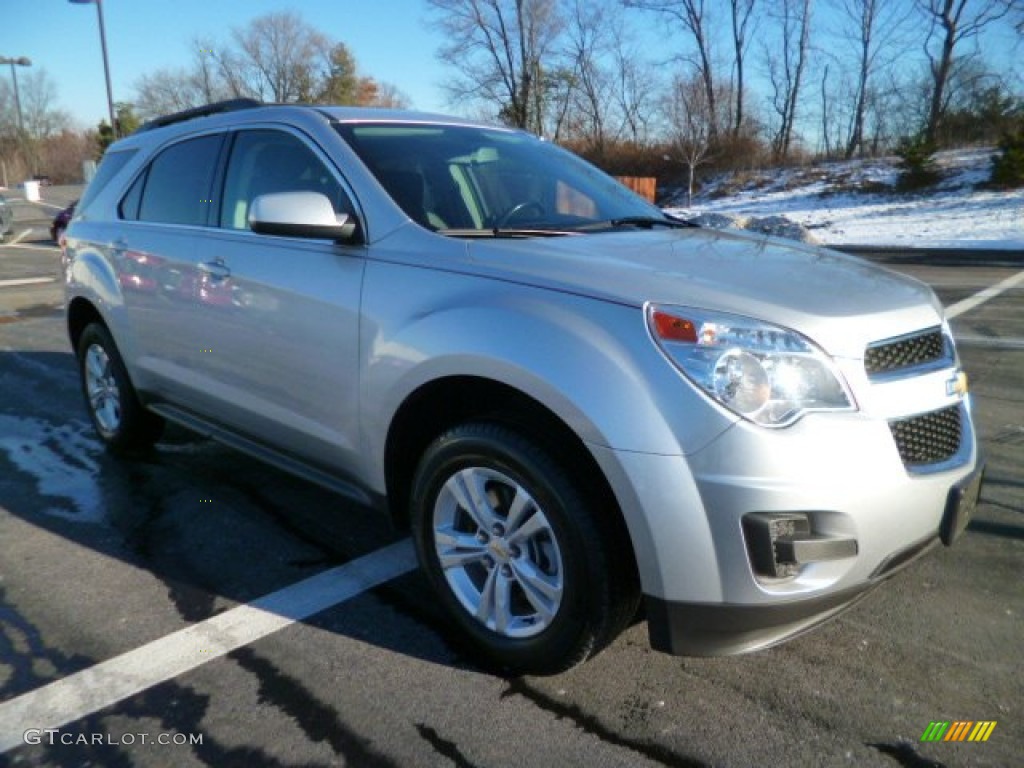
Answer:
[{"left": 198, "top": 259, "right": 231, "bottom": 280}]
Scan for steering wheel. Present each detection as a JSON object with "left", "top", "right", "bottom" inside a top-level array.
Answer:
[{"left": 495, "top": 200, "right": 545, "bottom": 228}]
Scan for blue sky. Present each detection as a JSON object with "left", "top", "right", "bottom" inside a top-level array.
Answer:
[
  {"left": 1, "top": 1, "right": 1018, "bottom": 135},
  {"left": 1, "top": 0, "right": 452, "bottom": 128}
]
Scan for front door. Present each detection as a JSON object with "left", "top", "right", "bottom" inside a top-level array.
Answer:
[{"left": 181, "top": 128, "right": 366, "bottom": 477}]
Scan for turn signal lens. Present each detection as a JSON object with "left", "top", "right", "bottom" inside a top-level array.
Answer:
[{"left": 651, "top": 310, "right": 698, "bottom": 343}]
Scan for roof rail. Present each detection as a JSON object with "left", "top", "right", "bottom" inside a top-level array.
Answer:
[{"left": 136, "top": 98, "right": 263, "bottom": 133}]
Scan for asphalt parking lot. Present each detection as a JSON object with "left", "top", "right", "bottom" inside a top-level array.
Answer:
[{"left": 0, "top": 198, "right": 1021, "bottom": 767}]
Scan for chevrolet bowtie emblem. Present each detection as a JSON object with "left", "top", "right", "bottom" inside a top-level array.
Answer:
[{"left": 946, "top": 371, "right": 969, "bottom": 397}]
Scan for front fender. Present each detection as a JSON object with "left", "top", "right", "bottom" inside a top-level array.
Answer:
[{"left": 359, "top": 261, "right": 732, "bottom": 597}]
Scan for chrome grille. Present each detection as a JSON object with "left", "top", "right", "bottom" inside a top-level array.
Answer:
[
  {"left": 889, "top": 405, "right": 962, "bottom": 466},
  {"left": 865, "top": 328, "right": 946, "bottom": 377}
]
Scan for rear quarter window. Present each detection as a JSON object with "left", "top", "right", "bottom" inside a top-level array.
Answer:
[{"left": 76, "top": 149, "right": 138, "bottom": 215}]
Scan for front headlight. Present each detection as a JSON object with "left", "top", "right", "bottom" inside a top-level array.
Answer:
[{"left": 646, "top": 304, "right": 855, "bottom": 427}]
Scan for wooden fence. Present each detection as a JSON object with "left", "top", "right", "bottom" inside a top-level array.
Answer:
[{"left": 614, "top": 176, "right": 657, "bottom": 202}]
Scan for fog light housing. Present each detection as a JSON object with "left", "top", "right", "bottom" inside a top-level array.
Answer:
[{"left": 743, "top": 513, "right": 858, "bottom": 579}]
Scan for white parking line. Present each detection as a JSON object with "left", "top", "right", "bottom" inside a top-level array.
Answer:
[
  {"left": 0, "top": 242, "right": 58, "bottom": 252},
  {"left": 946, "top": 269, "right": 1024, "bottom": 319},
  {"left": 8, "top": 228, "right": 35, "bottom": 245},
  {"left": 0, "top": 277, "right": 56, "bottom": 288},
  {"left": 0, "top": 539, "right": 417, "bottom": 754}
]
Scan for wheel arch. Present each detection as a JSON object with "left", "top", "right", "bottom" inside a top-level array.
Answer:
[
  {"left": 384, "top": 375, "right": 639, "bottom": 583},
  {"left": 67, "top": 296, "right": 106, "bottom": 353}
]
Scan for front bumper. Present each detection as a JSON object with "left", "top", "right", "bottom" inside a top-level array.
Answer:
[
  {"left": 646, "top": 457, "right": 983, "bottom": 655},
  {"left": 590, "top": 401, "right": 981, "bottom": 656},
  {"left": 645, "top": 533, "right": 939, "bottom": 656}
]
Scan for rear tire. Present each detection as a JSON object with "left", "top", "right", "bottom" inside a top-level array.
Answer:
[
  {"left": 411, "top": 422, "right": 638, "bottom": 675},
  {"left": 77, "top": 322, "right": 164, "bottom": 454}
]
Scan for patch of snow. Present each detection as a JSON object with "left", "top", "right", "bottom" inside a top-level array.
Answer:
[
  {"left": 686, "top": 212, "right": 749, "bottom": 230},
  {"left": 670, "top": 147, "right": 1024, "bottom": 249},
  {"left": 0, "top": 414, "right": 105, "bottom": 522},
  {"left": 682, "top": 211, "right": 820, "bottom": 244},
  {"left": 745, "top": 215, "right": 821, "bottom": 244}
]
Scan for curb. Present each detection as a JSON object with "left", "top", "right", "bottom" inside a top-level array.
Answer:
[{"left": 833, "top": 245, "right": 1024, "bottom": 267}]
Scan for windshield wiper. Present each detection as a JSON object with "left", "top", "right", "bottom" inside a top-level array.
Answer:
[
  {"left": 576, "top": 215, "right": 697, "bottom": 232},
  {"left": 438, "top": 227, "right": 575, "bottom": 238}
]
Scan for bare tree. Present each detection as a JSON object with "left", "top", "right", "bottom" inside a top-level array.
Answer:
[
  {"left": 561, "top": 0, "right": 616, "bottom": 152},
  {"left": 133, "top": 68, "right": 199, "bottom": 118},
  {"left": 428, "top": 0, "right": 564, "bottom": 132},
  {"left": 231, "top": 11, "right": 330, "bottom": 102},
  {"left": 0, "top": 69, "right": 70, "bottom": 176},
  {"left": 828, "top": 0, "right": 915, "bottom": 157},
  {"left": 0, "top": 80, "right": 18, "bottom": 138},
  {"left": 611, "top": 34, "right": 658, "bottom": 144},
  {"left": 665, "top": 73, "right": 724, "bottom": 204},
  {"left": 17, "top": 70, "right": 71, "bottom": 141},
  {"left": 133, "top": 17, "right": 404, "bottom": 116},
  {"left": 134, "top": 39, "right": 254, "bottom": 116},
  {"left": 728, "top": 0, "right": 757, "bottom": 136},
  {"left": 625, "top": 0, "right": 722, "bottom": 138},
  {"left": 39, "top": 129, "right": 95, "bottom": 183},
  {"left": 820, "top": 63, "right": 836, "bottom": 156},
  {"left": 765, "top": 0, "right": 814, "bottom": 159},
  {"left": 819, "top": 45, "right": 917, "bottom": 154},
  {"left": 370, "top": 82, "right": 411, "bottom": 109},
  {"left": 208, "top": 46, "right": 257, "bottom": 101},
  {"left": 916, "top": 0, "right": 1011, "bottom": 144},
  {"left": 1009, "top": 0, "right": 1024, "bottom": 34},
  {"left": 190, "top": 38, "right": 229, "bottom": 104}
]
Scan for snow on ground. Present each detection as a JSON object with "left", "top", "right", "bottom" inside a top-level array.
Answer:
[
  {"left": 664, "top": 147, "right": 1024, "bottom": 249},
  {"left": 0, "top": 413, "right": 104, "bottom": 522}
]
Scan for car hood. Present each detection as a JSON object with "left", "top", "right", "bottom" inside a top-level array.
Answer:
[{"left": 454, "top": 227, "right": 943, "bottom": 359}]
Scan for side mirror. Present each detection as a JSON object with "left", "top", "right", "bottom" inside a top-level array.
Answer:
[{"left": 249, "top": 191, "right": 360, "bottom": 242}]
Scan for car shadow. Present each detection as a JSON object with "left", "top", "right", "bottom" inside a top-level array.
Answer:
[{"left": 0, "top": 349, "right": 483, "bottom": 704}]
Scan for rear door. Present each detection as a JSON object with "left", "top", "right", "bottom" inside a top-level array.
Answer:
[{"left": 113, "top": 133, "right": 225, "bottom": 401}]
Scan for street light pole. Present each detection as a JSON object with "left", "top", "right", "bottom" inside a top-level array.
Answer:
[
  {"left": 69, "top": 0, "right": 117, "bottom": 137},
  {"left": 0, "top": 56, "right": 31, "bottom": 135}
]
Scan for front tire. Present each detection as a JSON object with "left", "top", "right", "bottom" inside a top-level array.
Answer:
[
  {"left": 77, "top": 322, "right": 164, "bottom": 454},
  {"left": 411, "top": 423, "right": 638, "bottom": 674}
]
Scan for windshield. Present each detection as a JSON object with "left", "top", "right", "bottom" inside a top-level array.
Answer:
[{"left": 334, "top": 122, "right": 665, "bottom": 235}]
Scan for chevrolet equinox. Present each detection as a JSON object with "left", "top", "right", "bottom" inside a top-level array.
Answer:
[{"left": 63, "top": 100, "right": 984, "bottom": 674}]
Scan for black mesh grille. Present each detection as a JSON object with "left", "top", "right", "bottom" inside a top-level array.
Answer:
[
  {"left": 889, "top": 406, "right": 962, "bottom": 466},
  {"left": 865, "top": 328, "right": 946, "bottom": 376}
]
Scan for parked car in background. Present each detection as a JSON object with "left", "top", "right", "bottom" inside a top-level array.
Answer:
[
  {"left": 63, "top": 100, "right": 983, "bottom": 674},
  {"left": 51, "top": 201, "right": 77, "bottom": 243},
  {"left": 0, "top": 194, "right": 14, "bottom": 240}
]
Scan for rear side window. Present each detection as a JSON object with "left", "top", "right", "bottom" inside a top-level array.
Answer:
[
  {"left": 77, "top": 149, "right": 137, "bottom": 214},
  {"left": 136, "top": 135, "right": 222, "bottom": 226}
]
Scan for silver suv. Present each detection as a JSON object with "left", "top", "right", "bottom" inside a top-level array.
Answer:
[{"left": 64, "top": 100, "right": 983, "bottom": 674}]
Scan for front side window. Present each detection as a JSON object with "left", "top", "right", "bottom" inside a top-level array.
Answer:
[
  {"left": 219, "top": 129, "right": 352, "bottom": 231},
  {"left": 136, "top": 135, "right": 222, "bottom": 226},
  {"left": 334, "top": 123, "right": 661, "bottom": 235}
]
